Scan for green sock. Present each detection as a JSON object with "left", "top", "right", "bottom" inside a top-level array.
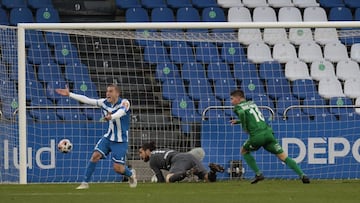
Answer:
[
  {"left": 243, "top": 153, "right": 261, "bottom": 175},
  {"left": 284, "top": 157, "right": 304, "bottom": 177}
]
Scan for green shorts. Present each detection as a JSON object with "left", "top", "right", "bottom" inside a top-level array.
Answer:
[{"left": 242, "top": 129, "right": 283, "bottom": 155}]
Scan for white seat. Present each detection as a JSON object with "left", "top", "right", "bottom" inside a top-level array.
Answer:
[
  {"left": 310, "top": 60, "right": 336, "bottom": 81},
  {"left": 298, "top": 41, "right": 323, "bottom": 63},
  {"left": 355, "top": 97, "right": 360, "bottom": 115},
  {"left": 336, "top": 59, "right": 360, "bottom": 81},
  {"left": 293, "top": 0, "right": 319, "bottom": 8},
  {"left": 350, "top": 43, "right": 360, "bottom": 62},
  {"left": 289, "top": 28, "right": 313, "bottom": 45},
  {"left": 285, "top": 60, "right": 311, "bottom": 81},
  {"left": 238, "top": 29, "right": 262, "bottom": 45},
  {"left": 253, "top": 6, "right": 277, "bottom": 22},
  {"left": 273, "top": 42, "right": 297, "bottom": 63},
  {"left": 242, "top": 0, "right": 267, "bottom": 8},
  {"left": 344, "top": 78, "right": 360, "bottom": 98},
  {"left": 318, "top": 78, "right": 345, "bottom": 99},
  {"left": 324, "top": 42, "right": 349, "bottom": 63},
  {"left": 217, "top": 0, "right": 243, "bottom": 8},
  {"left": 263, "top": 28, "right": 288, "bottom": 45},
  {"left": 303, "top": 6, "right": 327, "bottom": 22},
  {"left": 247, "top": 41, "right": 273, "bottom": 63},
  {"left": 314, "top": 28, "right": 339, "bottom": 45},
  {"left": 228, "top": 7, "right": 251, "bottom": 22},
  {"left": 267, "top": 0, "right": 293, "bottom": 8},
  {"left": 278, "top": 7, "right": 302, "bottom": 22}
]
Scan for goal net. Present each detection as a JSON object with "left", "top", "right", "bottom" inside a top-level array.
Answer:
[{"left": 1, "top": 22, "right": 360, "bottom": 183}]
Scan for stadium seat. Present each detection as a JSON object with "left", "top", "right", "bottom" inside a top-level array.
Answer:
[
  {"left": 151, "top": 7, "right": 175, "bottom": 22},
  {"left": 276, "top": 94, "right": 302, "bottom": 117},
  {"left": 314, "top": 28, "right": 340, "bottom": 45},
  {"left": 155, "top": 62, "right": 181, "bottom": 82},
  {"left": 319, "top": 0, "right": 345, "bottom": 8},
  {"left": 27, "top": 43, "right": 52, "bottom": 65},
  {"left": 64, "top": 62, "right": 92, "bottom": 83},
  {"left": 26, "top": 79, "right": 46, "bottom": 101},
  {"left": 263, "top": 28, "right": 288, "bottom": 45},
  {"left": 167, "top": 0, "right": 192, "bottom": 8},
  {"left": 302, "top": 93, "right": 328, "bottom": 116},
  {"left": 54, "top": 43, "right": 80, "bottom": 65},
  {"left": 253, "top": 6, "right": 277, "bottom": 22},
  {"left": 1, "top": 97, "right": 19, "bottom": 120},
  {"left": 28, "top": 0, "right": 54, "bottom": 8},
  {"left": 37, "top": 62, "right": 65, "bottom": 83},
  {"left": 329, "top": 7, "right": 353, "bottom": 21},
  {"left": 188, "top": 78, "right": 214, "bottom": 100},
  {"left": 192, "top": 0, "right": 218, "bottom": 8},
  {"left": 355, "top": 8, "right": 360, "bottom": 20},
  {"left": 312, "top": 110, "right": 337, "bottom": 121},
  {"left": 169, "top": 41, "right": 195, "bottom": 63},
  {"left": 1, "top": 43, "right": 17, "bottom": 64},
  {"left": 247, "top": 41, "right": 273, "bottom": 63},
  {"left": 259, "top": 61, "right": 284, "bottom": 80},
  {"left": 266, "top": 78, "right": 292, "bottom": 99},
  {"left": 181, "top": 62, "right": 207, "bottom": 81},
  {"left": 355, "top": 97, "right": 360, "bottom": 115},
  {"left": 9, "top": 7, "right": 34, "bottom": 26},
  {"left": 292, "top": 79, "right": 318, "bottom": 99},
  {"left": 240, "top": 78, "right": 266, "bottom": 99},
  {"left": 0, "top": 8, "right": 9, "bottom": 25},
  {"left": 217, "top": 0, "right": 243, "bottom": 8},
  {"left": 344, "top": 0, "right": 360, "bottom": 8},
  {"left": 141, "top": 0, "right": 166, "bottom": 8},
  {"left": 143, "top": 41, "right": 170, "bottom": 64},
  {"left": 44, "top": 31, "right": 71, "bottom": 47},
  {"left": 237, "top": 29, "right": 262, "bottom": 45},
  {"left": 221, "top": 42, "right": 246, "bottom": 63},
  {"left": 318, "top": 78, "right": 345, "bottom": 99},
  {"left": 176, "top": 7, "right": 201, "bottom": 22},
  {"left": 45, "top": 79, "right": 67, "bottom": 102},
  {"left": 285, "top": 60, "right": 311, "bottom": 81},
  {"left": 233, "top": 62, "right": 258, "bottom": 80},
  {"left": 303, "top": 6, "right": 328, "bottom": 22},
  {"left": 29, "top": 97, "right": 58, "bottom": 121},
  {"left": 202, "top": 7, "right": 232, "bottom": 33},
  {"left": 0, "top": 79, "right": 17, "bottom": 100},
  {"left": 162, "top": 78, "right": 187, "bottom": 100},
  {"left": 242, "top": 0, "right": 268, "bottom": 8},
  {"left": 344, "top": 78, "right": 360, "bottom": 98},
  {"left": 228, "top": 6, "right": 252, "bottom": 22},
  {"left": 115, "top": 0, "right": 141, "bottom": 9},
  {"left": 36, "top": 7, "right": 60, "bottom": 23},
  {"left": 198, "top": 96, "right": 224, "bottom": 118},
  {"left": 72, "top": 80, "right": 99, "bottom": 98},
  {"left": 0, "top": 63, "right": 8, "bottom": 81},
  {"left": 56, "top": 97, "right": 86, "bottom": 121},
  {"left": 298, "top": 41, "right": 323, "bottom": 63},
  {"left": 289, "top": 28, "right": 313, "bottom": 45},
  {"left": 213, "top": 78, "right": 238, "bottom": 100},
  {"left": 268, "top": 0, "right": 293, "bottom": 7},
  {"left": 195, "top": 42, "right": 221, "bottom": 63},
  {"left": 171, "top": 96, "right": 201, "bottom": 121},
  {"left": 350, "top": 43, "right": 360, "bottom": 62},
  {"left": 336, "top": 59, "right": 360, "bottom": 81},
  {"left": 25, "top": 30, "right": 46, "bottom": 47},
  {"left": 310, "top": 60, "right": 336, "bottom": 81},
  {"left": 329, "top": 97, "right": 354, "bottom": 117},
  {"left": 293, "top": 0, "right": 319, "bottom": 8},
  {"left": 207, "top": 62, "right": 233, "bottom": 81},
  {"left": 324, "top": 42, "right": 349, "bottom": 63},
  {"left": 278, "top": 7, "right": 302, "bottom": 22},
  {"left": 2, "top": 0, "right": 26, "bottom": 9},
  {"left": 125, "top": 7, "right": 149, "bottom": 22},
  {"left": 272, "top": 42, "right": 297, "bottom": 63}
]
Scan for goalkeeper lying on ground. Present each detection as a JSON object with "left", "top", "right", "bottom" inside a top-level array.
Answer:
[{"left": 139, "top": 141, "right": 224, "bottom": 183}]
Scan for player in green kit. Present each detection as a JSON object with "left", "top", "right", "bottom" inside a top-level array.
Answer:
[{"left": 229, "top": 90, "right": 310, "bottom": 184}]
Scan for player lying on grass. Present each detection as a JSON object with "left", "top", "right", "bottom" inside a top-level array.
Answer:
[
  {"left": 229, "top": 89, "right": 310, "bottom": 184},
  {"left": 139, "top": 141, "right": 224, "bottom": 183},
  {"left": 56, "top": 84, "right": 137, "bottom": 189}
]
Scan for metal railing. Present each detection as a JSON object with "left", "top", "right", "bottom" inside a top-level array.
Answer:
[{"left": 201, "top": 105, "right": 275, "bottom": 121}]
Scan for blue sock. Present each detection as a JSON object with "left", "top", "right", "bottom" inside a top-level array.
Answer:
[
  {"left": 123, "top": 166, "right": 132, "bottom": 177},
  {"left": 84, "top": 161, "right": 97, "bottom": 182}
]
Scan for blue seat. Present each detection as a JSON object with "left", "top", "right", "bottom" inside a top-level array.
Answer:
[
  {"left": 54, "top": 43, "right": 80, "bottom": 65},
  {"left": 116, "top": 0, "right": 141, "bottom": 9},
  {"left": 27, "top": 43, "right": 52, "bottom": 65},
  {"left": 44, "top": 31, "right": 71, "bottom": 47},
  {"left": 0, "top": 79, "right": 17, "bottom": 100},
  {"left": 344, "top": 0, "right": 360, "bottom": 8},
  {"left": 292, "top": 79, "right": 318, "bottom": 99},
  {"left": 169, "top": 41, "right": 195, "bottom": 63},
  {"left": 167, "top": 0, "right": 192, "bottom": 8},
  {"left": 0, "top": 63, "right": 8, "bottom": 81},
  {"left": 155, "top": 62, "right": 181, "bottom": 82},
  {"left": 36, "top": 7, "right": 60, "bottom": 23},
  {"left": 195, "top": 42, "right": 221, "bottom": 63},
  {"left": 28, "top": 0, "right": 54, "bottom": 8},
  {"left": 213, "top": 78, "right": 237, "bottom": 100},
  {"left": 25, "top": 30, "right": 46, "bottom": 47},
  {"left": 125, "top": 7, "right": 149, "bottom": 22},
  {"left": 151, "top": 7, "right": 175, "bottom": 22},
  {"left": 29, "top": 98, "right": 58, "bottom": 121},
  {"left": 207, "top": 62, "right": 233, "bottom": 81},
  {"left": 188, "top": 78, "right": 214, "bottom": 100},
  {"left": 197, "top": 96, "right": 222, "bottom": 116},
  {"left": 355, "top": 8, "right": 360, "bottom": 20},
  {"left": 2, "top": 0, "right": 26, "bottom": 9},
  {"left": 319, "top": 0, "right": 345, "bottom": 8},
  {"left": 1, "top": 97, "right": 18, "bottom": 120},
  {"left": 1, "top": 43, "right": 17, "bottom": 64},
  {"left": 221, "top": 42, "right": 246, "bottom": 63},
  {"left": 0, "top": 8, "right": 9, "bottom": 25},
  {"left": 259, "top": 61, "right": 285, "bottom": 80},
  {"left": 202, "top": 7, "right": 233, "bottom": 33},
  {"left": 73, "top": 80, "right": 99, "bottom": 98},
  {"left": 64, "top": 62, "right": 92, "bottom": 83},
  {"left": 38, "top": 62, "right": 64, "bottom": 83},
  {"left": 141, "top": 0, "right": 167, "bottom": 8},
  {"left": 56, "top": 97, "right": 87, "bottom": 121},
  {"left": 192, "top": 0, "right": 218, "bottom": 8},
  {"left": 233, "top": 62, "right": 258, "bottom": 80},
  {"left": 45, "top": 80, "right": 67, "bottom": 101},
  {"left": 26, "top": 79, "right": 46, "bottom": 101},
  {"left": 143, "top": 41, "right": 169, "bottom": 63},
  {"left": 181, "top": 62, "right": 207, "bottom": 81},
  {"left": 329, "top": 7, "right": 353, "bottom": 21},
  {"left": 83, "top": 108, "right": 103, "bottom": 121},
  {"left": 161, "top": 78, "right": 187, "bottom": 100},
  {"left": 9, "top": 7, "right": 33, "bottom": 26},
  {"left": 266, "top": 78, "right": 292, "bottom": 99},
  {"left": 240, "top": 78, "right": 266, "bottom": 100},
  {"left": 302, "top": 94, "right": 330, "bottom": 116},
  {"left": 313, "top": 111, "right": 337, "bottom": 121},
  {"left": 171, "top": 96, "right": 201, "bottom": 122},
  {"left": 176, "top": 7, "right": 207, "bottom": 33},
  {"left": 329, "top": 97, "right": 354, "bottom": 117},
  {"left": 276, "top": 94, "right": 301, "bottom": 117},
  {"left": 10, "top": 62, "right": 37, "bottom": 81}
]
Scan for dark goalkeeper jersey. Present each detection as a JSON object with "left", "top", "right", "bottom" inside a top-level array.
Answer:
[
  {"left": 149, "top": 149, "right": 179, "bottom": 182},
  {"left": 233, "top": 100, "right": 272, "bottom": 137}
]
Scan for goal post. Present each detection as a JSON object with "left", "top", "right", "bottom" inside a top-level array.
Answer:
[{"left": 4, "top": 21, "right": 360, "bottom": 184}]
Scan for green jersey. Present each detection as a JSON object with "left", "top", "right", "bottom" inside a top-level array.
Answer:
[{"left": 233, "top": 100, "right": 272, "bottom": 137}]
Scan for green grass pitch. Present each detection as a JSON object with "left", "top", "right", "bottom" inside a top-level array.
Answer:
[{"left": 1, "top": 180, "right": 359, "bottom": 203}]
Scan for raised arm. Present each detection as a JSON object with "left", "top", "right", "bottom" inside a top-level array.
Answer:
[{"left": 55, "top": 87, "right": 100, "bottom": 106}]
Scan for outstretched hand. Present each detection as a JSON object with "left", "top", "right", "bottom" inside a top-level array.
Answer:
[
  {"left": 229, "top": 119, "right": 237, "bottom": 125},
  {"left": 55, "top": 86, "right": 70, "bottom": 96}
]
